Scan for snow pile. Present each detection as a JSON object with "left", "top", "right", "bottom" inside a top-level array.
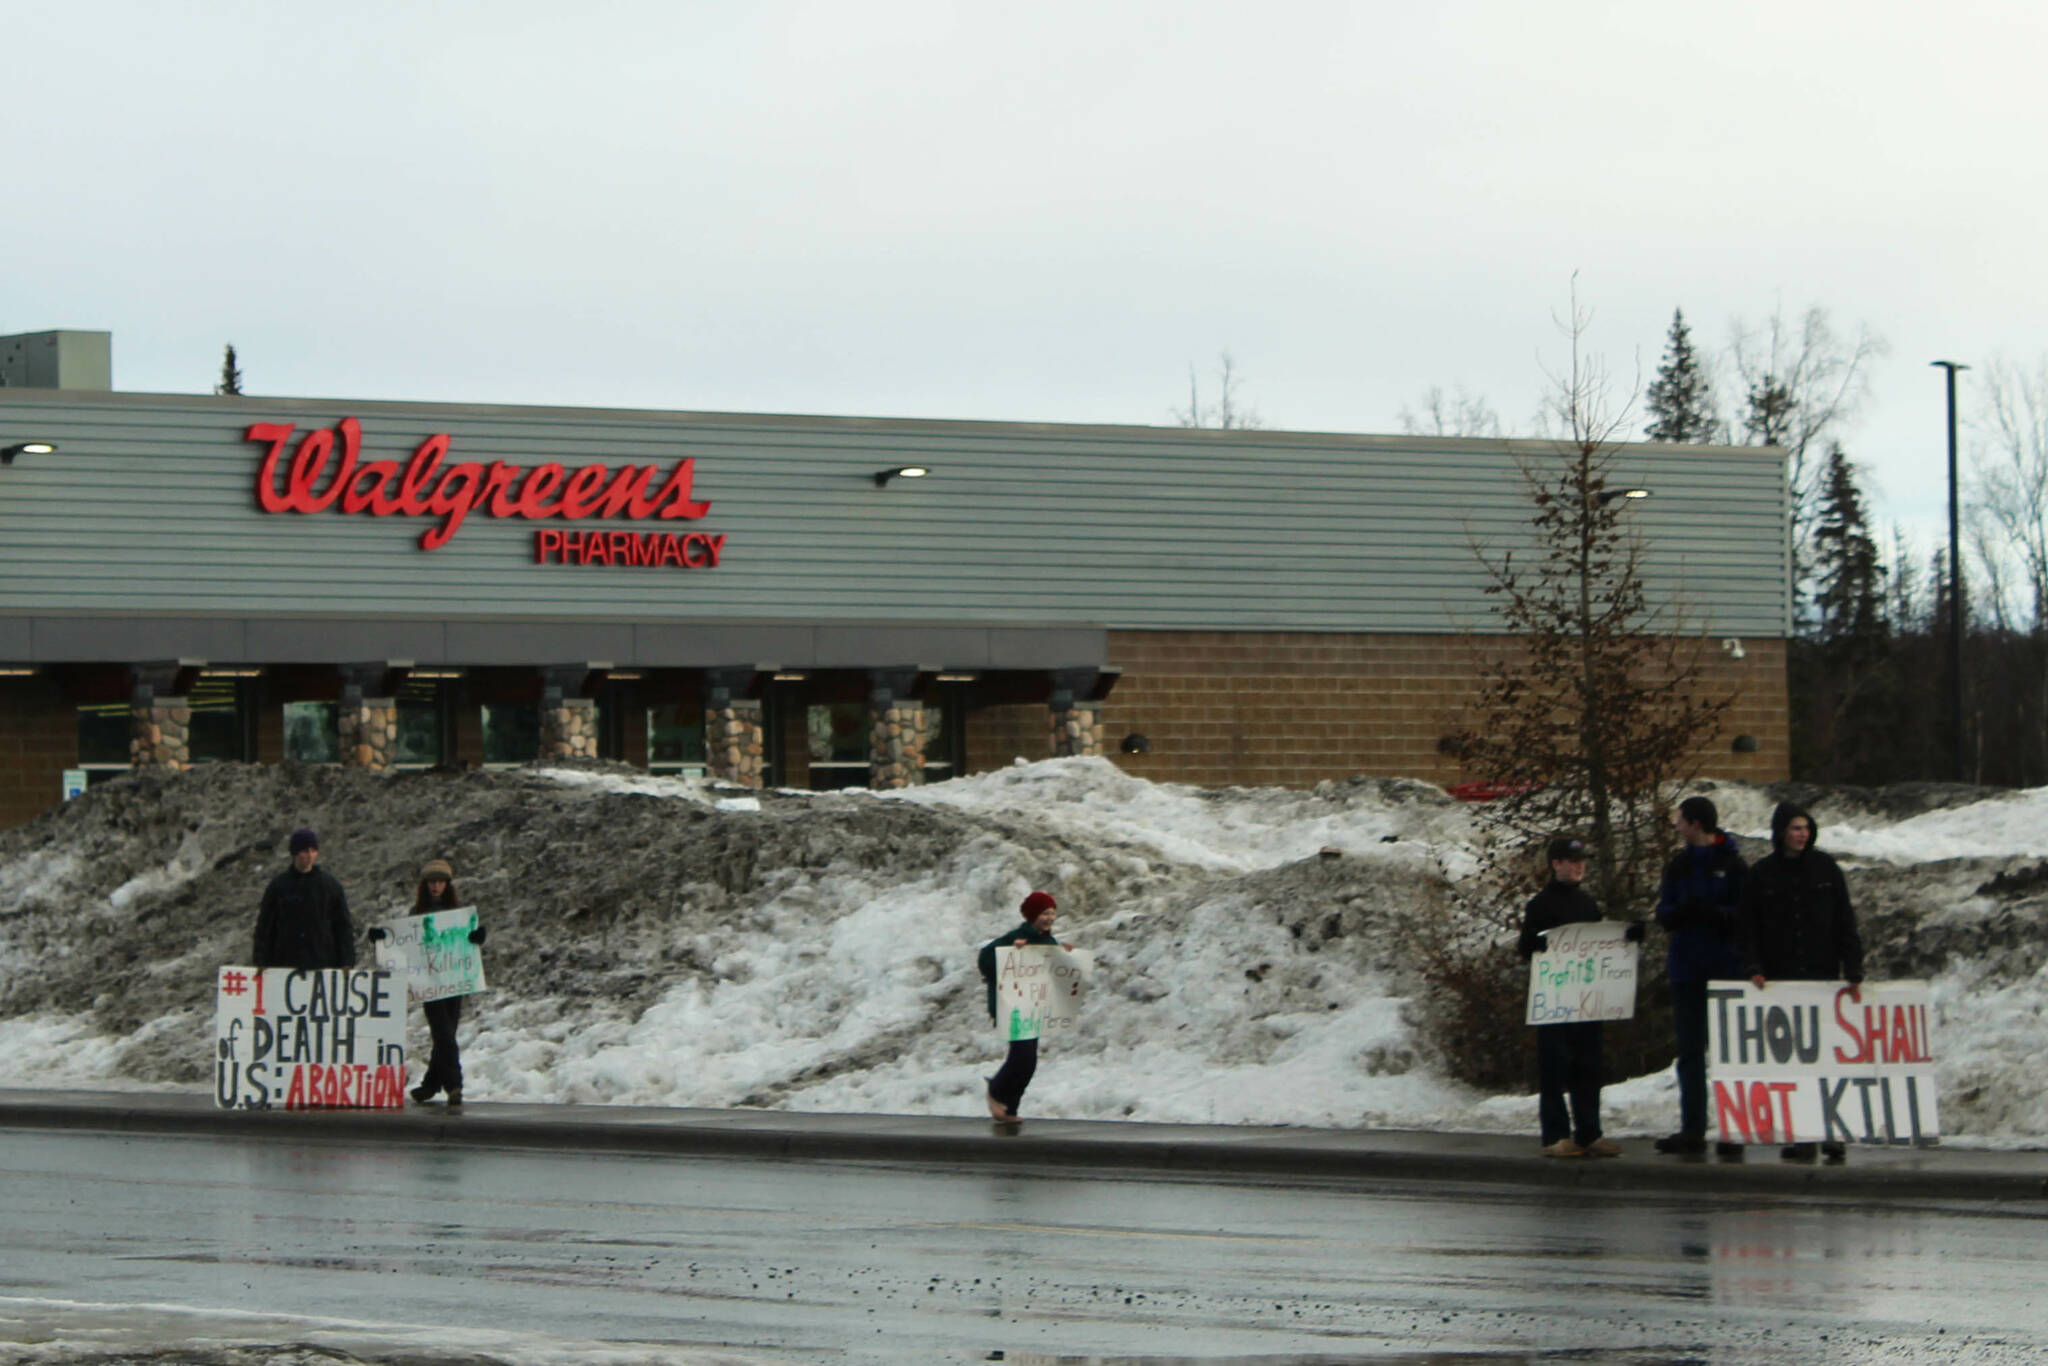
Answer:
[{"left": 1, "top": 757, "right": 2045, "bottom": 1146}]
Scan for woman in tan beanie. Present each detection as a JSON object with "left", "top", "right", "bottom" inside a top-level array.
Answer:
[{"left": 408, "top": 858, "right": 482, "bottom": 1108}]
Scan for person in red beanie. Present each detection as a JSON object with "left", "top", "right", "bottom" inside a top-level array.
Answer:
[{"left": 976, "top": 891, "right": 1069, "bottom": 1121}]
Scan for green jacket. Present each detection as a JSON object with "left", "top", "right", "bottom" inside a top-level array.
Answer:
[{"left": 978, "top": 921, "right": 1059, "bottom": 1023}]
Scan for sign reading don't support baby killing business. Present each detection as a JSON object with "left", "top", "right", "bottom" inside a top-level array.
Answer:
[{"left": 215, "top": 967, "right": 407, "bottom": 1110}]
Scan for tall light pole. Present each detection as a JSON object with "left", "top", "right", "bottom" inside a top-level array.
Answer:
[{"left": 1932, "top": 360, "right": 1968, "bottom": 782}]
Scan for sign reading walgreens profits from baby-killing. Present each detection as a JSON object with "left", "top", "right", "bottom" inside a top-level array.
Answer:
[
  {"left": 243, "top": 418, "right": 723, "bottom": 568},
  {"left": 215, "top": 966, "right": 407, "bottom": 1110},
  {"left": 995, "top": 945, "right": 1093, "bottom": 1042},
  {"left": 373, "top": 906, "right": 487, "bottom": 1004},
  {"left": 1526, "top": 920, "right": 1639, "bottom": 1025},
  {"left": 1706, "top": 980, "right": 1939, "bottom": 1146}
]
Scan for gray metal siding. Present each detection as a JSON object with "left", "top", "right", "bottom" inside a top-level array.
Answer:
[{"left": 0, "top": 391, "right": 1791, "bottom": 640}]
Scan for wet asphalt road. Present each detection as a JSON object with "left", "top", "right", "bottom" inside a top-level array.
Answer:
[{"left": 0, "top": 1127, "right": 2043, "bottom": 1365}]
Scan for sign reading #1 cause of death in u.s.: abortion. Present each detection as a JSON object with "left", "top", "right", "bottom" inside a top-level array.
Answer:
[
  {"left": 995, "top": 945, "right": 1094, "bottom": 1042},
  {"left": 373, "top": 906, "right": 487, "bottom": 1003},
  {"left": 1526, "top": 920, "right": 1640, "bottom": 1025},
  {"left": 1706, "top": 979, "right": 1939, "bottom": 1147},
  {"left": 215, "top": 967, "right": 407, "bottom": 1110}
]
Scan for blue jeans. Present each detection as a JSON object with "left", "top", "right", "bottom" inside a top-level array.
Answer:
[{"left": 1538, "top": 1022, "right": 1603, "bottom": 1145}]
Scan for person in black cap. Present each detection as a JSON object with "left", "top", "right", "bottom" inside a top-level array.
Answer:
[
  {"left": 251, "top": 827, "right": 357, "bottom": 970},
  {"left": 1517, "top": 836, "right": 1643, "bottom": 1159},
  {"left": 1740, "top": 801, "right": 1864, "bottom": 1164},
  {"left": 1653, "top": 795, "right": 1748, "bottom": 1157}
]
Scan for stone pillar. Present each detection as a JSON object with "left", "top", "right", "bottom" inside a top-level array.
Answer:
[
  {"left": 129, "top": 690, "right": 191, "bottom": 771},
  {"left": 705, "top": 699, "right": 765, "bottom": 787},
  {"left": 542, "top": 697, "right": 600, "bottom": 759},
  {"left": 1048, "top": 667, "right": 1106, "bottom": 758},
  {"left": 868, "top": 700, "right": 927, "bottom": 790},
  {"left": 339, "top": 696, "right": 397, "bottom": 769},
  {"left": 1049, "top": 700, "right": 1103, "bottom": 757}
]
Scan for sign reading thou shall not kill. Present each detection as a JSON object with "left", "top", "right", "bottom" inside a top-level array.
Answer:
[
  {"left": 1526, "top": 921, "right": 1639, "bottom": 1025},
  {"left": 995, "top": 945, "right": 1094, "bottom": 1042},
  {"left": 215, "top": 967, "right": 407, "bottom": 1109},
  {"left": 374, "top": 906, "right": 487, "bottom": 1002},
  {"left": 1707, "top": 980, "right": 1939, "bottom": 1146}
]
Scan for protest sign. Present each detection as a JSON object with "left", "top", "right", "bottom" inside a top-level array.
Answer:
[
  {"left": 373, "top": 906, "right": 487, "bottom": 1003},
  {"left": 215, "top": 966, "right": 407, "bottom": 1110},
  {"left": 1706, "top": 979, "right": 1939, "bottom": 1146},
  {"left": 1526, "top": 920, "right": 1639, "bottom": 1025},
  {"left": 995, "top": 945, "right": 1093, "bottom": 1042}
]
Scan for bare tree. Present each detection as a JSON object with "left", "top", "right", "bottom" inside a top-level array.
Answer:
[
  {"left": 1399, "top": 385, "right": 1505, "bottom": 438},
  {"left": 1972, "top": 358, "right": 2048, "bottom": 630},
  {"left": 1172, "top": 351, "right": 1266, "bottom": 430},
  {"left": 1730, "top": 306, "right": 1886, "bottom": 617}
]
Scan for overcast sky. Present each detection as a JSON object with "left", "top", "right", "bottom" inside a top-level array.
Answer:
[{"left": 10, "top": 1, "right": 2042, "bottom": 549}]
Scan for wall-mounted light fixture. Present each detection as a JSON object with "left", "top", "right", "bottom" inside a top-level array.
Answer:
[
  {"left": 1731, "top": 734, "right": 1760, "bottom": 754},
  {"left": 1, "top": 441, "right": 57, "bottom": 465},
  {"left": 1596, "top": 487, "right": 1652, "bottom": 505},
  {"left": 1120, "top": 732, "right": 1151, "bottom": 755},
  {"left": 0, "top": 665, "right": 37, "bottom": 677},
  {"left": 772, "top": 671, "right": 808, "bottom": 682},
  {"left": 935, "top": 672, "right": 977, "bottom": 683},
  {"left": 872, "top": 465, "right": 931, "bottom": 488}
]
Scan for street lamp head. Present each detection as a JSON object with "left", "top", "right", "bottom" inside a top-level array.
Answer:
[
  {"left": 872, "top": 465, "right": 931, "bottom": 488},
  {"left": 1930, "top": 360, "right": 1970, "bottom": 373},
  {"left": 1596, "top": 487, "right": 1652, "bottom": 506},
  {"left": 0, "top": 441, "right": 56, "bottom": 465}
]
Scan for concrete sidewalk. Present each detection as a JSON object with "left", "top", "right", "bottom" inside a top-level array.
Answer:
[{"left": 3, "top": 1087, "right": 2044, "bottom": 1204}]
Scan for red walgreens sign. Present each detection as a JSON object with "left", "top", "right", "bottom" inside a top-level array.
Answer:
[{"left": 244, "top": 418, "right": 718, "bottom": 565}]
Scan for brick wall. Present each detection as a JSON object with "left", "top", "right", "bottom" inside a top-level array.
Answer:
[
  {"left": 964, "top": 703, "right": 1052, "bottom": 775},
  {"left": 1092, "top": 630, "right": 1789, "bottom": 789},
  {"left": 0, "top": 677, "right": 76, "bottom": 830}
]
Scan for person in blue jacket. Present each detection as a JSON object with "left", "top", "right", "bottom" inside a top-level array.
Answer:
[{"left": 1652, "top": 795, "right": 1747, "bottom": 1156}]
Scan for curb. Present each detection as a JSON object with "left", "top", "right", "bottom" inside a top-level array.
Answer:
[{"left": 3, "top": 1094, "right": 2043, "bottom": 1204}]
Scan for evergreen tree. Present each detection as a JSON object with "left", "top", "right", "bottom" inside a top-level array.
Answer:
[
  {"left": 215, "top": 344, "right": 244, "bottom": 397},
  {"left": 1791, "top": 445, "right": 1894, "bottom": 781},
  {"left": 1642, "top": 309, "right": 1716, "bottom": 442},
  {"left": 1812, "top": 444, "right": 1885, "bottom": 645}
]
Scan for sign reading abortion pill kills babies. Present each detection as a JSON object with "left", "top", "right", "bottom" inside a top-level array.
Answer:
[
  {"left": 1706, "top": 980, "right": 1939, "bottom": 1146},
  {"left": 373, "top": 906, "right": 487, "bottom": 1003},
  {"left": 1526, "top": 921, "right": 1639, "bottom": 1025},
  {"left": 215, "top": 967, "right": 407, "bottom": 1110},
  {"left": 995, "top": 945, "right": 1094, "bottom": 1042}
]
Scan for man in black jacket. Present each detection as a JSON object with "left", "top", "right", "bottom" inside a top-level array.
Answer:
[
  {"left": 251, "top": 828, "right": 357, "bottom": 970},
  {"left": 1518, "top": 837, "right": 1642, "bottom": 1159},
  {"left": 1739, "top": 801, "right": 1864, "bottom": 1163}
]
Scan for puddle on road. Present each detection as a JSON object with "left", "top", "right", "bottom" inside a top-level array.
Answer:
[{"left": 985, "top": 1353, "right": 1712, "bottom": 1365}]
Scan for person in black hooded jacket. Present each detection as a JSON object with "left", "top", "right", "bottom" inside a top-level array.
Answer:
[{"left": 1738, "top": 800, "right": 1864, "bottom": 1162}]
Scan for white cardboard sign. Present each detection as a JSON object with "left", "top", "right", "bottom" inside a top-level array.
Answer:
[
  {"left": 995, "top": 945, "right": 1093, "bottom": 1042},
  {"left": 1526, "top": 921, "right": 1640, "bottom": 1024},
  {"left": 214, "top": 966, "right": 407, "bottom": 1110},
  {"left": 373, "top": 906, "right": 487, "bottom": 1003},
  {"left": 1706, "top": 979, "right": 1939, "bottom": 1146}
]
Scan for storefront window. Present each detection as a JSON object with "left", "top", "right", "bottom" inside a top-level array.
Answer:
[
  {"left": 187, "top": 677, "right": 249, "bottom": 764},
  {"left": 648, "top": 703, "right": 706, "bottom": 775},
  {"left": 807, "top": 702, "right": 869, "bottom": 790},
  {"left": 482, "top": 703, "right": 539, "bottom": 766},
  {"left": 76, "top": 703, "right": 130, "bottom": 783},
  {"left": 283, "top": 702, "right": 339, "bottom": 763},
  {"left": 922, "top": 703, "right": 951, "bottom": 784},
  {"left": 393, "top": 677, "right": 446, "bottom": 767}
]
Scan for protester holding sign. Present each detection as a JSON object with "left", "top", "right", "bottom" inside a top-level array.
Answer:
[
  {"left": 976, "top": 891, "right": 1068, "bottom": 1123},
  {"left": 1517, "top": 837, "right": 1643, "bottom": 1159},
  {"left": 1739, "top": 801, "right": 1865, "bottom": 1163},
  {"left": 1653, "top": 795, "right": 1748, "bottom": 1157},
  {"left": 370, "top": 858, "right": 486, "bottom": 1109},
  {"left": 251, "top": 828, "right": 356, "bottom": 971}
]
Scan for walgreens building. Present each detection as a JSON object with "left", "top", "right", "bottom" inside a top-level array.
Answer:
[{"left": 0, "top": 331, "right": 1792, "bottom": 830}]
